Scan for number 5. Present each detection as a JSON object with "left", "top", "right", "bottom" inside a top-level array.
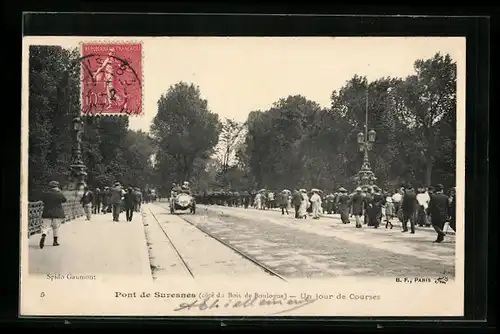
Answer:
[{"left": 40, "top": 292, "right": 45, "bottom": 298}]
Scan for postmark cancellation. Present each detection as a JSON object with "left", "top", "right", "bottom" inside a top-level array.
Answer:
[{"left": 80, "top": 42, "right": 143, "bottom": 117}]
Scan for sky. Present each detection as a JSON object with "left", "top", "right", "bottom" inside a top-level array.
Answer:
[{"left": 23, "top": 36, "right": 466, "bottom": 132}]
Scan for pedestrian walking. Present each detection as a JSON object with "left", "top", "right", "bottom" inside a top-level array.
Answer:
[
  {"left": 310, "top": 189, "right": 322, "bottom": 219},
  {"left": 350, "top": 187, "right": 364, "bottom": 228},
  {"left": 92, "top": 187, "right": 101, "bottom": 214},
  {"left": 416, "top": 187, "right": 431, "bottom": 227},
  {"left": 337, "top": 187, "right": 351, "bottom": 224},
  {"left": 291, "top": 189, "right": 303, "bottom": 219},
  {"left": 134, "top": 187, "right": 143, "bottom": 212},
  {"left": 124, "top": 187, "right": 137, "bottom": 222},
  {"left": 428, "top": 184, "right": 450, "bottom": 243},
  {"left": 80, "top": 186, "right": 93, "bottom": 221},
  {"left": 299, "top": 189, "right": 309, "bottom": 219},
  {"left": 391, "top": 188, "right": 403, "bottom": 223},
  {"left": 385, "top": 192, "right": 395, "bottom": 229},
  {"left": 401, "top": 185, "right": 418, "bottom": 234},
  {"left": 278, "top": 191, "right": 289, "bottom": 215},
  {"left": 325, "top": 192, "right": 335, "bottom": 214},
  {"left": 363, "top": 187, "right": 372, "bottom": 225},
  {"left": 110, "top": 182, "right": 123, "bottom": 222},
  {"left": 367, "top": 186, "right": 385, "bottom": 228},
  {"left": 102, "top": 186, "right": 111, "bottom": 213},
  {"left": 39, "top": 180, "right": 67, "bottom": 249}
]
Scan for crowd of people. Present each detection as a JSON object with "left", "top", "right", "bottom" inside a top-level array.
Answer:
[
  {"left": 194, "top": 183, "right": 456, "bottom": 244},
  {"left": 35, "top": 180, "right": 157, "bottom": 249}
]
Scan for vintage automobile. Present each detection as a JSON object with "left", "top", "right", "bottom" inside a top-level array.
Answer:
[{"left": 170, "top": 191, "right": 196, "bottom": 214}]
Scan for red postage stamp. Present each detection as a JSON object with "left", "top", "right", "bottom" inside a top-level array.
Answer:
[{"left": 81, "top": 42, "right": 143, "bottom": 116}]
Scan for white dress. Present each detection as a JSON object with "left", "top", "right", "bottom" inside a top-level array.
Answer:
[
  {"left": 310, "top": 194, "right": 322, "bottom": 218},
  {"left": 299, "top": 193, "right": 309, "bottom": 217}
]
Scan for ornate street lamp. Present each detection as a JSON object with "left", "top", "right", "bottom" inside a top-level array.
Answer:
[
  {"left": 69, "top": 116, "right": 87, "bottom": 197},
  {"left": 354, "top": 87, "right": 377, "bottom": 188}
]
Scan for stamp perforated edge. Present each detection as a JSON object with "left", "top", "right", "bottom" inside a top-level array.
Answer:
[{"left": 78, "top": 40, "right": 145, "bottom": 118}]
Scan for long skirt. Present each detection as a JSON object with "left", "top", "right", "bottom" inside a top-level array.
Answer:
[
  {"left": 339, "top": 204, "right": 350, "bottom": 223},
  {"left": 299, "top": 200, "right": 308, "bottom": 217},
  {"left": 367, "top": 206, "right": 382, "bottom": 227},
  {"left": 385, "top": 202, "right": 395, "bottom": 217}
]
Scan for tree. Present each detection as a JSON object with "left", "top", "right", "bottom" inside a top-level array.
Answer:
[
  {"left": 150, "top": 82, "right": 222, "bottom": 184},
  {"left": 214, "top": 118, "right": 246, "bottom": 186},
  {"left": 122, "top": 130, "right": 155, "bottom": 187},
  {"left": 28, "top": 45, "right": 81, "bottom": 198},
  {"left": 398, "top": 53, "right": 457, "bottom": 186},
  {"left": 29, "top": 45, "right": 156, "bottom": 198}
]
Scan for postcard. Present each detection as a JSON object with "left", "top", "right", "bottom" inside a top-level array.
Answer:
[{"left": 20, "top": 36, "right": 465, "bottom": 317}]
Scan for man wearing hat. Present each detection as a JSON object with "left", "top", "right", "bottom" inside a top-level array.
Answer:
[
  {"left": 350, "top": 187, "right": 365, "bottom": 228},
  {"left": 134, "top": 187, "right": 143, "bottom": 212},
  {"left": 337, "top": 187, "right": 351, "bottom": 224},
  {"left": 39, "top": 181, "right": 67, "bottom": 249},
  {"left": 80, "top": 186, "right": 94, "bottom": 221},
  {"left": 92, "top": 187, "right": 101, "bottom": 214},
  {"left": 401, "top": 184, "right": 418, "bottom": 233},
  {"left": 291, "top": 189, "right": 303, "bottom": 219},
  {"left": 428, "top": 184, "right": 450, "bottom": 243},
  {"left": 110, "top": 182, "right": 124, "bottom": 222}
]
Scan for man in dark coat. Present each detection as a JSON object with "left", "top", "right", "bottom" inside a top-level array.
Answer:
[
  {"left": 337, "top": 187, "right": 351, "bottom": 224},
  {"left": 110, "top": 182, "right": 124, "bottom": 222},
  {"left": 278, "top": 191, "right": 289, "bottom": 215},
  {"left": 428, "top": 184, "right": 450, "bottom": 243},
  {"left": 134, "top": 187, "right": 143, "bottom": 212},
  {"left": 350, "top": 187, "right": 365, "bottom": 228},
  {"left": 325, "top": 192, "right": 335, "bottom": 214},
  {"left": 124, "top": 187, "right": 137, "bottom": 222},
  {"left": 92, "top": 187, "right": 101, "bottom": 214},
  {"left": 291, "top": 189, "right": 303, "bottom": 219},
  {"left": 362, "top": 187, "right": 372, "bottom": 225},
  {"left": 80, "top": 186, "right": 94, "bottom": 221},
  {"left": 367, "top": 186, "right": 385, "bottom": 228},
  {"left": 40, "top": 180, "right": 67, "bottom": 249},
  {"left": 401, "top": 185, "right": 418, "bottom": 233}
]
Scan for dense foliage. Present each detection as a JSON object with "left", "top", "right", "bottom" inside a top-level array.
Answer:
[
  {"left": 29, "top": 45, "right": 456, "bottom": 198},
  {"left": 169, "top": 53, "right": 457, "bottom": 192},
  {"left": 28, "top": 45, "right": 155, "bottom": 200}
]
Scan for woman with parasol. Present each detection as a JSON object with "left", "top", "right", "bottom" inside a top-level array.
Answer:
[
  {"left": 278, "top": 189, "right": 291, "bottom": 215},
  {"left": 298, "top": 189, "right": 309, "bottom": 219},
  {"left": 310, "top": 189, "right": 322, "bottom": 219}
]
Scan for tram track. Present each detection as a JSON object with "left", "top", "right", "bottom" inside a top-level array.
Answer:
[
  {"left": 151, "top": 203, "right": 288, "bottom": 282},
  {"left": 148, "top": 208, "right": 195, "bottom": 279}
]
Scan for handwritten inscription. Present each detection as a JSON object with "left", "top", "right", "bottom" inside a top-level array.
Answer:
[
  {"left": 173, "top": 295, "right": 316, "bottom": 315},
  {"left": 112, "top": 291, "right": 382, "bottom": 315}
]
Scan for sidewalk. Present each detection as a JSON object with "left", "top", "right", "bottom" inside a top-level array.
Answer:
[{"left": 27, "top": 209, "right": 152, "bottom": 277}]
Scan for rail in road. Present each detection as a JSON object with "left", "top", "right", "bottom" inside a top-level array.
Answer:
[{"left": 147, "top": 203, "right": 287, "bottom": 282}]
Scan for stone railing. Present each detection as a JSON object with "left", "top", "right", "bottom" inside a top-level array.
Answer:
[{"left": 28, "top": 200, "right": 85, "bottom": 237}]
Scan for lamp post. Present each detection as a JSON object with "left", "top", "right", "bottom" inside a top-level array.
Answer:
[
  {"left": 69, "top": 116, "right": 87, "bottom": 197},
  {"left": 354, "top": 88, "right": 377, "bottom": 188}
]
